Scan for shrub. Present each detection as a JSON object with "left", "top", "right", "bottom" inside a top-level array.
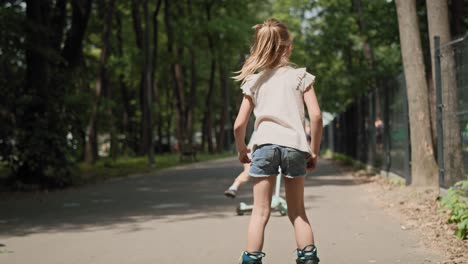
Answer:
[{"left": 440, "top": 180, "right": 468, "bottom": 240}]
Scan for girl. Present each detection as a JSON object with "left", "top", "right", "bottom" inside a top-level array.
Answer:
[
  {"left": 233, "top": 18, "right": 323, "bottom": 264},
  {"left": 224, "top": 132, "right": 254, "bottom": 198},
  {"left": 224, "top": 136, "right": 250, "bottom": 198},
  {"left": 224, "top": 162, "right": 250, "bottom": 198}
]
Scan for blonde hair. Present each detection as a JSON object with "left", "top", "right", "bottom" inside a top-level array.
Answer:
[{"left": 234, "top": 18, "right": 291, "bottom": 83}]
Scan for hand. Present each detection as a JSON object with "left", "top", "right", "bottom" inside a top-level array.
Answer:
[
  {"left": 238, "top": 147, "right": 251, "bottom": 164},
  {"left": 306, "top": 153, "right": 318, "bottom": 172}
]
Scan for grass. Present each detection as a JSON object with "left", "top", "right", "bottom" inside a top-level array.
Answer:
[
  {"left": 388, "top": 176, "right": 405, "bottom": 186},
  {"left": 74, "top": 152, "right": 234, "bottom": 185},
  {"left": 325, "top": 151, "right": 366, "bottom": 170},
  {"left": 440, "top": 180, "right": 468, "bottom": 240},
  {"left": 0, "top": 165, "right": 8, "bottom": 179},
  {"left": 0, "top": 152, "right": 235, "bottom": 187}
]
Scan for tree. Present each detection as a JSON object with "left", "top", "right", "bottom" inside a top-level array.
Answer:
[
  {"left": 131, "top": 0, "right": 155, "bottom": 165},
  {"left": 164, "top": 0, "right": 199, "bottom": 158},
  {"left": 152, "top": 0, "right": 163, "bottom": 152},
  {"left": 395, "top": 0, "right": 438, "bottom": 187},
  {"left": 143, "top": 0, "right": 155, "bottom": 165},
  {"left": 217, "top": 54, "right": 229, "bottom": 153},
  {"left": 352, "top": 0, "right": 377, "bottom": 168},
  {"left": 1, "top": 0, "right": 421, "bottom": 190},
  {"left": 426, "top": 0, "right": 464, "bottom": 186},
  {"left": 0, "top": 0, "right": 93, "bottom": 187},
  {"left": 202, "top": 0, "right": 216, "bottom": 153},
  {"left": 114, "top": 8, "right": 132, "bottom": 156},
  {"left": 85, "top": 0, "right": 116, "bottom": 164}
]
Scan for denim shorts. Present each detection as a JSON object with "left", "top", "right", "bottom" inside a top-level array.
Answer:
[{"left": 249, "top": 144, "right": 310, "bottom": 178}]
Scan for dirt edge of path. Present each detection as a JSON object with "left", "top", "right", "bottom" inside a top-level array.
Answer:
[{"left": 351, "top": 170, "right": 468, "bottom": 264}]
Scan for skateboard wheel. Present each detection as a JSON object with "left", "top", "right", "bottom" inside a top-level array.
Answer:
[{"left": 236, "top": 205, "right": 244, "bottom": 216}]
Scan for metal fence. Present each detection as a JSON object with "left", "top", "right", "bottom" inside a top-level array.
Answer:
[
  {"left": 435, "top": 33, "right": 468, "bottom": 187},
  {"left": 322, "top": 33, "right": 468, "bottom": 188},
  {"left": 321, "top": 73, "right": 411, "bottom": 183}
]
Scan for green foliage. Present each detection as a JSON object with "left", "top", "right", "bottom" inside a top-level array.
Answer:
[
  {"left": 331, "top": 152, "right": 365, "bottom": 169},
  {"left": 301, "top": 0, "right": 400, "bottom": 112},
  {"left": 440, "top": 180, "right": 468, "bottom": 240},
  {"left": 0, "top": 0, "right": 404, "bottom": 189},
  {"left": 0, "top": 3, "right": 25, "bottom": 164},
  {"left": 0, "top": 1, "right": 78, "bottom": 188},
  {"left": 388, "top": 177, "right": 405, "bottom": 186}
]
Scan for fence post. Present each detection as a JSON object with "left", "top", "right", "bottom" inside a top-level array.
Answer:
[
  {"left": 401, "top": 74, "right": 411, "bottom": 185},
  {"left": 369, "top": 91, "right": 376, "bottom": 170},
  {"left": 328, "top": 121, "right": 334, "bottom": 152},
  {"left": 435, "top": 35, "right": 445, "bottom": 186},
  {"left": 383, "top": 82, "right": 391, "bottom": 173},
  {"left": 356, "top": 97, "right": 363, "bottom": 162}
]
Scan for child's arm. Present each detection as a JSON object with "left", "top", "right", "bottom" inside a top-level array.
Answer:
[
  {"left": 233, "top": 96, "right": 254, "bottom": 163},
  {"left": 304, "top": 84, "right": 323, "bottom": 170}
]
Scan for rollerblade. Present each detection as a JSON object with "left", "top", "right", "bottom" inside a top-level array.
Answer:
[
  {"left": 239, "top": 251, "right": 266, "bottom": 264},
  {"left": 296, "top": 244, "right": 320, "bottom": 264}
]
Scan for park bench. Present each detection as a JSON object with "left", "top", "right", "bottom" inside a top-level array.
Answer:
[{"left": 179, "top": 145, "right": 198, "bottom": 162}]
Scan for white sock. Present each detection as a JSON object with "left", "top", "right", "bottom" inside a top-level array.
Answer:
[{"left": 229, "top": 185, "right": 238, "bottom": 191}]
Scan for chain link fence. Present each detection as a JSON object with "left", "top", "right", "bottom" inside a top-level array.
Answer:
[
  {"left": 322, "top": 34, "right": 468, "bottom": 188},
  {"left": 321, "top": 74, "right": 411, "bottom": 183},
  {"left": 435, "top": 33, "right": 468, "bottom": 187}
]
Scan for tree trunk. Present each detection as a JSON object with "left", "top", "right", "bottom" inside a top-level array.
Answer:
[
  {"left": 131, "top": 0, "right": 146, "bottom": 156},
  {"left": 152, "top": 0, "right": 163, "bottom": 153},
  {"left": 85, "top": 0, "right": 116, "bottom": 164},
  {"left": 61, "top": 0, "right": 93, "bottom": 167},
  {"left": 61, "top": 0, "right": 93, "bottom": 69},
  {"left": 105, "top": 2, "right": 118, "bottom": 161},
  {"left": 143, "top": 0, "right": 155, "bottom": 165},
  {"left": 131, "top": 0, "right": 143, "bottom": 50},
  {"left": 164, "top": 0, "right": 193, "bottom": 156},
  {"left": 166, "top": 85, "right": 173, "bottom": 152},
  {"left": 116, "top": 11, "right": 130, "bottom": 155},
  {"left": 173, "top": 50, "right": 187, "bottom": 152},
  {"left": 186, "top": 0, "right": 197, "bottom": 152},
  {"left": 152, "top": 0, "right": 163, "bottom": 88},
  {"left": 426, "top": 0, "right": 464, "bottom": 186},
  {"left": 187, "top": 47, "right": 197, "bottom": 150},
  {"left": 50, "top": 0, "right": 67, "bottom": 51},
  {"left": 131, "top": 0, "right": 154, "bottom": 162},
  {"left": 217, "top": 62, "right": 228, "bottom": 152},
  {"left": 17, "top": 0, "right": 92, "bottom": 186},
  {"left": 353, "top": 0, "right": 377, "bottom": 168},
  {"left": 203, "top": 1, "right": 215, "bottom": 153},
  {"left": 395, "top": 0, "right": 439, "bottom": 187},
  {"left": 202, "top": 57, "right": 216, "bottom": 153},
  {"left": 164, "top": 0, "right": 176, "bottom": 148},
  {"left": 352, "top": 0, "right": 376, "bottom": 70},
  {"left": 157, "top": 108, "right": 163, "bottom": 152},
  {"left": 21, "top": 0, "right": 52, "bottom": 184}
]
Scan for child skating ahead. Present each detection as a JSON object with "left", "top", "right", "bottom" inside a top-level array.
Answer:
[
  {"left": 233, "top": 18, "right": 323, "bottom": 264},
  {"left": 224, "top": 132, "right": 255, "bottom": 198}
]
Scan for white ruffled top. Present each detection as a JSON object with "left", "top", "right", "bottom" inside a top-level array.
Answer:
[{"left": 241, "top": 66, "right": 316, "bottom": 153}]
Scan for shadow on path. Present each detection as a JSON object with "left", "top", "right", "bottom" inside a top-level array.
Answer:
[{"left": 0, "top": 157, "right": 362, "bottom": 237}]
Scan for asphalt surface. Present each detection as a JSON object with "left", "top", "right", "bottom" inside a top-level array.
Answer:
[{"left": 0, "top": 157, "right": 442, "bottom": 264}]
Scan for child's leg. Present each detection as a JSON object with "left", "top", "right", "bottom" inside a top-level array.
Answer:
[
  {"left": 284, "top": 177, "right": 315, "bottom": 248},
  {"left": 246, "top": 176, "right": 276, "bottom": 252},
  {"left": 232, "top": 163, "right": 251, "bottom": 189},
  {"left": 225, "top": 164, "right": 251, "bottom": 198}
]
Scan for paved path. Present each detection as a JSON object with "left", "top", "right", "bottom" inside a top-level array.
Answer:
[{"left": 0, "top": 158, "right": 442, "bottom": 264}]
